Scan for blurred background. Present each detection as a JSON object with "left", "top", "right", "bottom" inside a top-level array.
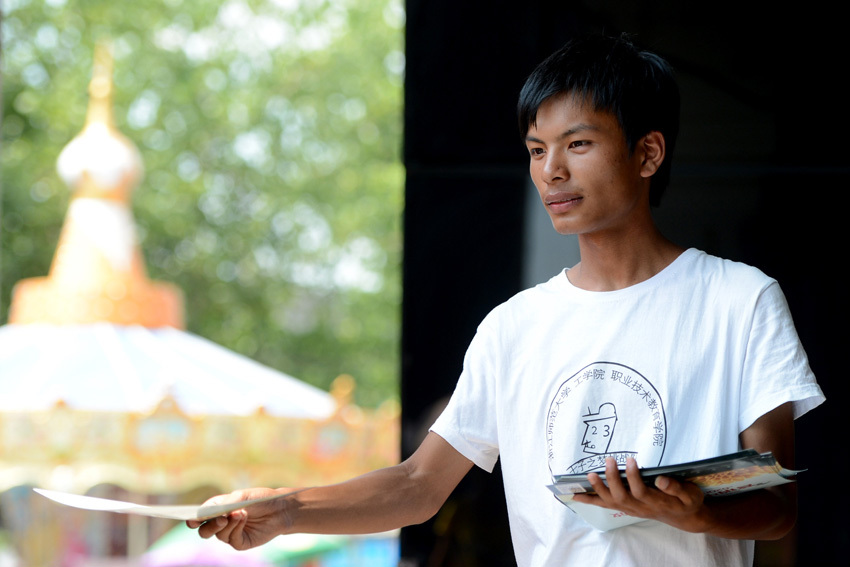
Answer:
[
  {"left": 2, "top": 0, "right": 403, "bottom": 564},
  {"left": 2, "top": 1, "right": 847, "bottom": 566}
]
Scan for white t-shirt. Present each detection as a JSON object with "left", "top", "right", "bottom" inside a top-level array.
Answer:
[{"left": 431, "top": 248, "right": 824, "bottom": 567}]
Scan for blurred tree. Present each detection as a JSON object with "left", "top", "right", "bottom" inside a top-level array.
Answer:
[{"left": 1, "top": 0, "right": 405, "bottom": 407}]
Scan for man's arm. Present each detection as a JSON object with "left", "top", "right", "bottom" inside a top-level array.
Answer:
[
  {"left": 572, "top": 402, "right": 797, "bottom": 540},
  {"left": 188, "top": 432, "right": 473, "bottom": 549}
]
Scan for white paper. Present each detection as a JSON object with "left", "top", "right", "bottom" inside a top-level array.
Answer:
[
  {"left": 33, "top": 488, "right": 289, "bottom": 521},
  {"left": 563, "top": 500, "right": 651, "bottom": 531}
]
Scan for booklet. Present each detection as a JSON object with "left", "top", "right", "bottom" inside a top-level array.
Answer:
[
  {"left": 547, "top": 449, "right": 801, "bottom": 531},
  {"left": 33, "top": 488, "right": 294, "bottom": 521}
]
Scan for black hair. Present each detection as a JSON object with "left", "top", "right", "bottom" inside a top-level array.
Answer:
[{"left": 518, "top": 34, "right": 680, "bottom": 206}]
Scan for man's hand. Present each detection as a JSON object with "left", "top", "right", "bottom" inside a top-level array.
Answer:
[
  {"left": 571, "top": 402, "right": 798, "bottom": 540},
  {"left": 572, "top": 457, "right": 709, "bottom": 532},
  {"left": 187, "top": 487, "right": 293, "bottom": 550}
]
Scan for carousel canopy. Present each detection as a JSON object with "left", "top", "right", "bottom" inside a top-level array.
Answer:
[{"left": 0, "top": 323, "right": 335, "bottom": 418}]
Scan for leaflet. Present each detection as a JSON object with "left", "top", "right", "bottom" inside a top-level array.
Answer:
[{"left": 34, "top": 488, "right": 292, "bottom": 521}]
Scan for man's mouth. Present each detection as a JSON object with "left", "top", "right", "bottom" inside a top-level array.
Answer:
[{"left": 545, "top": 193, "right": 582, "bottom": 209}]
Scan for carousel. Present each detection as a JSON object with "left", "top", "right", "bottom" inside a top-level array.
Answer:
[{"left": 0, "top": 46, "right": 399, "bottom": 565}]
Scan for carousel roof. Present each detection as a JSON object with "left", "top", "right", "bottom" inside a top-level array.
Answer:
[{"left": 0, "top": 323, "right": 335, "bottom": 418}]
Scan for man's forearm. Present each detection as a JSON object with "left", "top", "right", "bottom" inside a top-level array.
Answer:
[
  {"left": 694, "top": 484, "right": 796, "bottom": 541},
  {"left": 282, "top": 461, "right": 447, "bottom": 535}
]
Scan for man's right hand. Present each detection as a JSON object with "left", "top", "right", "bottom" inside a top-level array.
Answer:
[{"left": 187, "top": 487, "right": 293, "bottom": 550}]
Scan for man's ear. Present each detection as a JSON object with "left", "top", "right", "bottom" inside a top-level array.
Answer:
[{"left": 639, "top": 131, "right": 666, "bottom": 178}]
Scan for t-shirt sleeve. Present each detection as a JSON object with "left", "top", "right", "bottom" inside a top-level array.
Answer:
[
  {"left": 738, "top": 281, "right": 825, "bottom": 432},
  {"left": 430, "top": 317, "right": 501, "bottom": 473}
]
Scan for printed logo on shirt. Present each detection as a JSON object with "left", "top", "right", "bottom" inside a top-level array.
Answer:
[{"left": 546, "top": 361, "right": 667, "bottom": 477}]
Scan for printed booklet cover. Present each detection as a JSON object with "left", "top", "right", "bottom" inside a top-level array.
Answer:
[{"left": 547, "top": 449, "right": 801, "bottom": 531}]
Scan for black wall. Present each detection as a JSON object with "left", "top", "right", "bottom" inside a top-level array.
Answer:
[{"left": 402, "top": 2, "right": 846, "bottom": 565}]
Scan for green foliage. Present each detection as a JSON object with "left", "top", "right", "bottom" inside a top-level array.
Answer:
[{"left": 1, "top": 0, "right": 405, "bottom": 406}]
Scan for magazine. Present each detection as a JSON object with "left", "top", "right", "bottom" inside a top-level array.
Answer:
[{"left": 547, "top": 449, "right": 801, "bottom": 531}]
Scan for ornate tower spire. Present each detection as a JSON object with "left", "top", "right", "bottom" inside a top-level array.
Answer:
[{"left": 9, "top": 44, "right": 184, "bottom": 327}]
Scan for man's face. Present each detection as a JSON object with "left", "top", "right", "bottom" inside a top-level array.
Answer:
[{"left": 525, "top": 94, "right": 650, "bottom": 237}]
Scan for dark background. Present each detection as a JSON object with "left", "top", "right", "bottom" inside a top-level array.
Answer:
[{"left": 401, "top": 1, "right": 846, "bottom": 565}]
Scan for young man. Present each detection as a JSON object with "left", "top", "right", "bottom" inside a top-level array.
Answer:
[{"left": 190, "top": 35, "right": 824, "bottom": 566}]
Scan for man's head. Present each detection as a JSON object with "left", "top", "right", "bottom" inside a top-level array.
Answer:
[{"left": 518, "top": 34, "right": 679, "bottom": 206}]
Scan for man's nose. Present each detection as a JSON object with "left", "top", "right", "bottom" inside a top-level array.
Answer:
[{"left": 542, "top": 153, "right": 568, "bottom": 184}]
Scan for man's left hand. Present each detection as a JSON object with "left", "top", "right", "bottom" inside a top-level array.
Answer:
[{"left": 571, "top": 457, "right": 708, "bottom": 533}]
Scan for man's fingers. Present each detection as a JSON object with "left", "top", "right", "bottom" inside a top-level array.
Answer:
[
  {"left": 187, "top": 496, "right": 225, "bottom": 531},
  {"left": 624, "top": 457, "right": 647, "bottom": 498},
  {"left": 197, "top": 515, "right": 228, "bottom": 539},
  {"left": 226, "top": 512, "right": 251, "bottom": 550},
  {"left": 215, "top": 511, "right": 244, "bottom": 544},
  {"left": 603, "top": 457, "right": 629, "bottom": 499},
  {"left": 654, "top": 475, "right": 702, "bottom": 507},
  {"left": 586, "top": 471, "right": 609, "bottom": 498}
]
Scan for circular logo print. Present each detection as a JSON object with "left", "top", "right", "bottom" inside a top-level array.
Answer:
[{"left": 546, "top": 361, "right": 666, "bottom": 477}]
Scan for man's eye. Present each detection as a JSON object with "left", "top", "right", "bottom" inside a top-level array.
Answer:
[
  {"left": 529, "top": 147, "right": 544, "bottom": 157},
  {"left": 569, "top": 140, "right": 587, "bottom": 149}
]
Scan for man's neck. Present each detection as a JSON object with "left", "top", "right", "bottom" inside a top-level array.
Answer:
[{"left": 567, "top": 225, "right": 685, "bottom": 292}]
